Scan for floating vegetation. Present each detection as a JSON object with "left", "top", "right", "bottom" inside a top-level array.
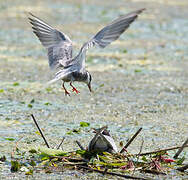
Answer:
[{"left": 3, "top": 115, "right": 187, "bottom": 179}]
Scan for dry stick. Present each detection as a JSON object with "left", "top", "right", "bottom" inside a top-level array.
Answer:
[
  {"left": 31, "top": 114, "right": 50, "bottom": 148},
  {"left": 135, "top": 145, "right": 188, "bottom": 156},
  {"left": 177, "top": 164, "right": 188, "bottom": 172},
  {"left": 79, "top": 165, "right": 149, "bottom": 180},
  {"left": 120, "top": 128, "right": 142, "bottom": 153},
  {"left": 174, "top": 138, "right": 188, "bottom": 159},
  {"left": 141, "top": 169, "right": 166, "bottom": 175},
  {"left": 75, "top": 140, "right": 85, "bottom": 150},
  {"left": 133, "top": 139, "right": 144, "bottom": 174},
  {"left": 57, "top": 137, "right": 65, "bottom": 150},
  {"left": 11, "top": 136, "right": 24, "bottom": 158}
]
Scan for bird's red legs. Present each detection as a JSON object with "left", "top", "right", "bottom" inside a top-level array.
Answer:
[
  {"left": 62, "top": 82, "right": 70, "bottom": 96},
  {"left": 70, "top": 82, "right": 80, "bottom": 94}
]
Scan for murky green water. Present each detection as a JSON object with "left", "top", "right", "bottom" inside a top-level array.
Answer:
[{"left": 0, "top": 0, "right": 188, "bottom": 179}]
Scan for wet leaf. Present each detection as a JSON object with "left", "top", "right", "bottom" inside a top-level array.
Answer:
[
  {"left": 29, "top": 149, "right": 37, "bottom": 154},
  {"left": 76, "top": 150, "right": 86, "bottom": 155},
  {"left": 142, "top": 156, "right": 147, "bottom": 162},
  {"left": 176, "top": 156, "right": 185, "bottom": 165},
  {"left": 25, "top": 169, "right": 33, "bottom": 175},
  {"left": 122, "top": 49, "right": 127, "bottom": 53},
  {"left": 66, "top": 130, "right": 73, "bottom": 135},
  {"left": 5, "top": 137, "right": 15, "bottom": 141},
  {"left": 13, "top": 82, "right": 19, "bottom": 86},
  {"left": 134, "top": 69, "right": 142, "bottom": 73},
  {"left": 11, "top": 160, "right": 21, "bottom": 172},
  {"left": 44, "top": 102, "right": 52, "bottom": 106},
  {"left": 35, "top": 131, "right": 41, "bottom": 135},
  {"left": 40, "top": 155, "right": 50, "bottom": 161},
  {"left": 28, "top": 104, "right": 33, "bottom": 108},
  {"left": 80, "top": 122, "right": 90, "bottom": 127},
  {"left": 39, "top": 147, "right": 67, "bottom": 156}
]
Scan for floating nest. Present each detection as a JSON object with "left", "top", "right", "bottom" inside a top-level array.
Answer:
[{"left": 2, "top": 115, "right": 187, "bottom": 179}]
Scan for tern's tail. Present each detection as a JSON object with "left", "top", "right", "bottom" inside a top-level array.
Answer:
[{"left": 47, "top": 69, "right": 72, "bottom": 85}]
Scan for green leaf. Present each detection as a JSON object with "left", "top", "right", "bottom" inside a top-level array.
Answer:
[
  {"left": 28, "top": 104, "right": 33, "bottom": 108},
  {"left": 80, "top": 122, "right": 90, "bottom": 127},
  {"left": 25, "top": 169, "right": 33, "bottom": 175},
  {"left": 39, "top": 147, "right": 67, "bottom": 156},
  {"left": 122, "top": 49, "right": 127, "bottom": 54},
  {"left": 5, "top": 138, "right": 15, "bottom": 141},
  {"left": 66, "top": 130, "right": 73, "bottom": 135},
  {"left": 176, "top": 156, "right": 185, "bottom": 165},
  {"left": 44, "top": 102, "right": 52, "bottom": 106},
  {"left": 13, "top": 82, "right": 19, "bottom": 86},
  {"left": 99, "top": 84, "right": 104, "bottom": 87},
  {"left": 76, "top": 150, "right": 86, "bottom": 155},
  {"left": 142, "top": 156, "right": 147, "bottom": 162},
  {"left": 29, "top": 149, "right": 37, "bottom": 154},
  {"left": 45, "top": 87, "right": 53, "bottom": 92},
  {"left": 11, "top": 160, "right": 21, "bottom": 172},
  {"left": 0, "top": 89, "right": 4, "bottom": 93},
  {"left": 134, "top": 69, "right": 142, "bottom": 73}
]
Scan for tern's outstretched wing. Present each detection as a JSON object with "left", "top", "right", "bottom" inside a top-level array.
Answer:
[
  {"left": 82, "top": 8, "right": 145, "bottom": 51},
  {"left": 28, "top": 13, "right": 73, "bottom": 69}
]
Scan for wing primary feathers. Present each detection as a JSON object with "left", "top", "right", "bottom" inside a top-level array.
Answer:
[
  {"left": 28, "top": 13, "right": 73, "bottom": 70},
  {"left": 82, "top": 8, "right": 145, "bottom": 50}
]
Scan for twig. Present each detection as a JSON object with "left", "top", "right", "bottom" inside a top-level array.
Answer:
[
  {"left": 31, "top": 114, "right": 50, "bottom": 148},
  {"left": 79, "top": 165, "right": 149, "bottom": 180},
  {"left": 177, "top": 164, "right": 188, "bottom": 172},
  {"left": 75, "top": 140, "right": 85, "bottom": 150},
  {"left": 120, "top": 128, "right": 142, "bottom": 153},
  {"left": 133, "top": 139, "right": 144, "bottom": 174},
  {"left": 141, "top": 169, "right": 166, "bottom": 175},
  {"left": 138, "top": 139, "right": 144, "bottom": 156},
  {"left": 135, "top": 145, "right": 188, "bottom": 156},
  {"left": 11, "top": 136, "right": 24, "bottom": 158},
  {"left": 174, "top": 138, "right": 188, "bottom": 159},
  {"left": 57, "top": 137, "right": 65, "bottom": 150},
  {"left": 103, "top": 167, "right": 108, "bottom": 175}
]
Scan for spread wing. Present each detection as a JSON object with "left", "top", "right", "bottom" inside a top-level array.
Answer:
[
  {"left": 28, "top": 13, "right": 73, "bottom": 69},
  {"left": 81, "top": 8, "right": 145, "bottom": 51}
]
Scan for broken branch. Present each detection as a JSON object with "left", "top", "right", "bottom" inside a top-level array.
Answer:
[
  {"left": 135, "top": 145, "right": 188, "bottom": 156},
  {"left": 120, "top": 128, "right": 142, "bottom": 153},
  {"left": 31, "top": 114, "right": 50, "bottom": 148},
  {"left": 79, "top": 165, "right": 148, "bottom": 180},
  {"left": 173, "top": 138, "right": 188, "bottom": 159}
]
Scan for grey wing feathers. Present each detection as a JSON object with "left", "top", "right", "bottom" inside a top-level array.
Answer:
[
  {"left": 83, "top": 8, "right": 145, "bottom": 50},
  {"left": 28, "top": 13, "right": 73, "bottom": 69}
]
